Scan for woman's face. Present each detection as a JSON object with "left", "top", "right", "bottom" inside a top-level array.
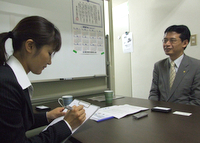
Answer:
[{"left": 28, "top": 44, "right": 54, "bottom": 75}]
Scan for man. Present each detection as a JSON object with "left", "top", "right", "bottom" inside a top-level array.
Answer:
[{"left": 149, "top": 25, "right": 200, "bottom": 105}]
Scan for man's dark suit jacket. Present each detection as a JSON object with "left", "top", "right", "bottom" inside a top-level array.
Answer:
[
  {"left": 0, "top": 64, "right": 71, "bottom": 143},
  {"left": 149, "top": 55, "right": 200, "bottom": 106}
]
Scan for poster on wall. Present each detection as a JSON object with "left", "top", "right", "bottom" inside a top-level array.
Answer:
[
  {"left": 122, "top": 32, "right": 133, "bottom": 53},
  {"left": 72, "top": 0, "right": 105, "bottom": 55}
]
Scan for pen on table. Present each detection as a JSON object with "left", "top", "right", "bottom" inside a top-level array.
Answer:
[{"left": 65, "top": 105, "right": 73, "bottom": 110}]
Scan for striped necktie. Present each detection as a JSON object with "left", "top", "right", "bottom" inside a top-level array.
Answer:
[{"left": 169, "top": 61, "right": 176, "bottom": 89}]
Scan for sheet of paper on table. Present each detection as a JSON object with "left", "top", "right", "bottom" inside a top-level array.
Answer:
[{"left": 90, "top": 104, "right": 149, "bottom": 121}]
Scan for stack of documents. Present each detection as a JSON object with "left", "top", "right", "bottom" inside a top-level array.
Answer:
[{"left": 90, "top": 104, "right": 148, "bottom": 122}]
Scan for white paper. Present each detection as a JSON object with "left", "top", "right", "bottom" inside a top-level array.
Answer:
[
  {"left": 72, "top": 0, "right": 105, "bottom": 55},
  {"left": 73, "top": 26, "right": 104, "bottom": 54},
  {"left": 90, "top": 107, "right": 114, "bottom": 122},
  {"left": 91, "top": 104, "right": 148, "bottom": 119},
  {"left": 173, "top": 111, "right": 192, "bottom": 116},
  {"left": 122, "top": 32, "right": 133, "bottom": 53},
  {"left": 72, "top": 0, "right": 102, "bottom": 27}
]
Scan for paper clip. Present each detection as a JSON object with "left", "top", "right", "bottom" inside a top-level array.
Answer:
[{"left": 78, "top": 100, "right": 91, "bottom": 108}]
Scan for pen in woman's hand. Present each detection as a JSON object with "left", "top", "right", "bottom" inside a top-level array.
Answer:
[{"left": 65, "top": 105, "right": 73, "bottom": 110}]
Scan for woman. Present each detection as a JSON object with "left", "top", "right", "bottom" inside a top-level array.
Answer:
[{"left": 0, "top": 16, "right": 86, "bottom": 143}]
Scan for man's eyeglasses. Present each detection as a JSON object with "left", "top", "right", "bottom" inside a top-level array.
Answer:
[{"left": 162, "top": 38, "right": 178, "bottom": 44}]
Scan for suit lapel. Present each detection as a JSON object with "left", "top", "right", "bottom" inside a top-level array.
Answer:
[
  {"left": 23, "top": 89, "right": 32, "bottom": 110},
  {"left": 23, "top": 88, "right": 34, "bottom": 123},
  {"left": 161, "top": 59, "right": 170, "bottom": 99},
  {"left": 167, "top": 55, "right": 189, "bottom": 101}
]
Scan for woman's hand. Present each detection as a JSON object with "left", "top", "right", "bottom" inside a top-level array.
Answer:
[
  {"left": 46, "top": 107, "right": 66, "bottom": 122},
  {"left": 64, "top": 105, "right": 86, "bottom": 130}
]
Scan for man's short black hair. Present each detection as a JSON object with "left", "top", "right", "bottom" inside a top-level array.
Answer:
[
  {"left": 164, "top": 25, "right": 191, "bottom": 43},
  {"left": 164, "top": 25, "right": 191, "bottom": 49}
]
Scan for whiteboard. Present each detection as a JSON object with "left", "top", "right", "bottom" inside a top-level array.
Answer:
[{"left": 0, "top": 0, "right": 106, "bottom": 82}]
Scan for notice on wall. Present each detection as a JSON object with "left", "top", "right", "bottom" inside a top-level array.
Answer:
[
  {"left": 122, "top": 32, "right": 133, "bottom": 53},
  {"left": 72, "top": 0, "right": 104, "bottom": 55}
]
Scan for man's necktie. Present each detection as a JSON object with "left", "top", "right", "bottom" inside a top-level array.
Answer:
[{"left": 169, "top": 61, "right": 176, "bottom": 89}]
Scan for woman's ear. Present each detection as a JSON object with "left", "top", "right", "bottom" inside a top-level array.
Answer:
[{"left": 25, "top": 39, "right": 35, "bottom": 53}]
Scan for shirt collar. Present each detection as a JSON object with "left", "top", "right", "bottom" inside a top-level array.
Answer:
[
  {"left": 7, "top": 55, "right": 32, "bottom": 90},
  {"left": 169, "top": 54, "right": 184, "bottom": 68}
]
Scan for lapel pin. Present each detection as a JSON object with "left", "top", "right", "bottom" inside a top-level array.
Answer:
[{"left": 183, "top": 71, "right": 186, "bottom": 73}]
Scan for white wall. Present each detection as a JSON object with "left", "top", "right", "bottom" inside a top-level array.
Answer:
[
  {"left": 128, "top": 0, "right": 200, "bottom": 99},
  {"left": 112, "top": 2, "right": 132, "bottom": 97}
]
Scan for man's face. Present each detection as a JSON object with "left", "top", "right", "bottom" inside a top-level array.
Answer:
[{"left": 163, "top": 32, "right": 188, "bottom": 61}]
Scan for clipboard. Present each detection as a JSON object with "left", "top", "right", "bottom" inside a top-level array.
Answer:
[{"left": 43, "top": 99, "right": 99, "bottom": 134}]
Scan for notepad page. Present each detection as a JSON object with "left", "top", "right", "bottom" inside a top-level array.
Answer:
[{"left": 43, "top": 99, "right": 99, "bottom": 134}]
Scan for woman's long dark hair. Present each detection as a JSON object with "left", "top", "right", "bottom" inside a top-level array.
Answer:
[{"left": 0, "top": 16, "right": 61, "bottom": 65}]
